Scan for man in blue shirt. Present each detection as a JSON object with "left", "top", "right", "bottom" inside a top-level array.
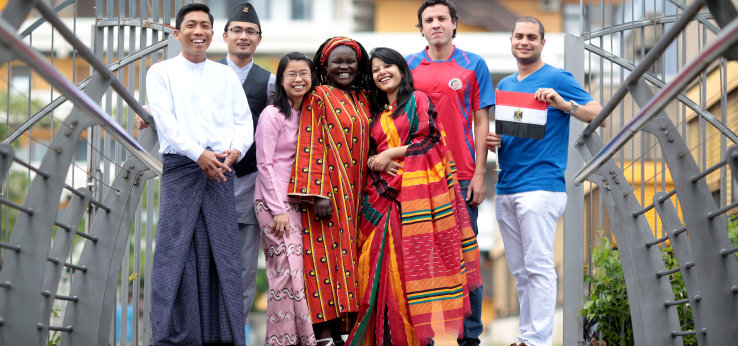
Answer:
[{"left": 487, "top": 16, "right": 604, "bottom": 346}]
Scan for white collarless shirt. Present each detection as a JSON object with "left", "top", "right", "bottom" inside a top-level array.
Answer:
[{"left": 146, "top": 54, "right": 253, "bottom": 162}]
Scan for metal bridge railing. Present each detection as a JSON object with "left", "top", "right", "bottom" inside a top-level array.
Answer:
[
  {"left": 0, "top": 0, "right": 185, "bottom": 344},
  {"left": 2, "top": 0, "right": 738, "bottom": 345},
  {"left": 564, "top": 0, "right": 738, "bottom": 344}
]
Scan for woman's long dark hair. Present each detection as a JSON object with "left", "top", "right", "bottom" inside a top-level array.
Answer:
[
  {"left": 272, "top": 52, "right": 316, "bottom": 118},
  {"left": 368, "top": 47, "right": 415, "bottom": 119},
  {"left": 312, "top": 37, "right": 371, "bottom": 92}
]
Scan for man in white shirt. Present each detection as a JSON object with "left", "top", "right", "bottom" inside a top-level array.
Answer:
[
  {"left": 137, "top": 3, "right": 276, "bottom": 329},
  {"left": 146, "top": 4, "right": 252, "bottom": 345}
]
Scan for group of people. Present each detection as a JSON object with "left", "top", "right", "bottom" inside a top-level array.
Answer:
[{"left": 138, "top": 1, "right": 603, "bottom": 346}]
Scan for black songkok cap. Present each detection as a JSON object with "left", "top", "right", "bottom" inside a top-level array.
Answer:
[{"left": 226, "top": 3, "right": 261, "bottom": 32}]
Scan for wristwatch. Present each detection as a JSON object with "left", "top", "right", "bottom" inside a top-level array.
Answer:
[{"left": 568, "top": 100, "right": 579, "bottom": 115}]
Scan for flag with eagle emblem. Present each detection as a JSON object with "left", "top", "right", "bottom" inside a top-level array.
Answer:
[{"left": 495, "top": 90, "right": 548, "bottom": 140}]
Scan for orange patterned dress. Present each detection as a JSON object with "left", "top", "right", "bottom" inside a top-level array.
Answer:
[{"left": 289, "top": 85, "right": 370, "bottom": 327}]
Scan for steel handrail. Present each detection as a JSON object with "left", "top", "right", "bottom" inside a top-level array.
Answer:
[
  {"left": 574, "top": 16, "right": 738, "bottom": 184},
  {"left": 584, "top": 0, "right": 718, "bottom": 39},
  {"left": 580, "top": 0, "right": 704, "bottom": 137},
  {"left": 34, "top": 1, "right": 154, "bottom": 124},
  {"left": 97, "top": 18, "right": 176, "bottom": 35},
  {"left": 3, "top": 39, "right": 169, "bottom": 144},
  {"left": 0, "top": 17, "right": 161, "bottom": 175},
  {"left": 583, "top": 43, "right": 738, "bottom": 144},
  {"left": 17, "top": 0, "right": 75, "bottom": 39}
]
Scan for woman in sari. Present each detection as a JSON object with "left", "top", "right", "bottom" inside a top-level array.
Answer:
[
  {"left": 288, "top": 37, "right": 372, "bottom": 346},
  {"left": 254, "top": 52, "right": 317, "bottom": 346},
  {"left": 347, "top": 47, "right": 482, "bottom": 346}
]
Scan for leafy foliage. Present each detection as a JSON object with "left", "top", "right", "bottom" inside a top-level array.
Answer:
[
  {"left": 581, "top": 217, "right": 738, "bottom": 346},
  {"left": 729, "top": 216, "right": 738, "bottom": 261},
  {"left": 47, "top": 305, "right": 62, "bottom": 346},
  {"left": 582, "top": 236, "right": 633, "bottom": 345},
  {"left": 0, "top": 92, "right": 46, "bottom": 117},
  {"left": 662, "top": 245, "right": 696, "bottom": 345}
]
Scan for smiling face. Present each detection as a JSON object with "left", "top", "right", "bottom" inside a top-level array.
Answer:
[
  {"left": 371, "top": 57, "right": 401, "bottom": 103},
  {"left": 511, "top": 21, "right": 545, "bottom": 65},
  {"left": 174, "top": 10, "right": 213, "bottom": 63},
  {"left": 222, "top": 20, "right": 261, "bottom": 62},
  {"left": 324, "top": 45, "right": 358, "bottom": 90},
  {"left": 420, "top": 4, "right": 457, "bottom": 49},
  {"left": 282, "top": 60, "right": 312, "bottom": 110}
]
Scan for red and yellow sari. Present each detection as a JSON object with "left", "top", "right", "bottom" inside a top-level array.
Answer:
[
  {"left": 348, "top": 91, "right": 481, "bottom": 345},
  {"left": 289, "top": 85, "right": 371, "bottom": 328}
]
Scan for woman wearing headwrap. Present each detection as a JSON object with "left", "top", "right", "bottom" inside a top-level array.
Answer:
[{"left": 288, "top": 37, "right": 373, "bottom": 346}]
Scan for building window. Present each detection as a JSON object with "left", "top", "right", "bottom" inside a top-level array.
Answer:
[
  {"left": 11, "top": 66, "right": 31, "bottom": 95},
  {"left": 291, "top": 0, "right": 311, "bottom": 20},
  {"left": 248, "top": 0, "right": 269, "bottom": 20},
  {"left": 204, "top": 0, "right": 270, "bottom": 23},
  {"left": 205, "top": 0, "right": 228, "bottom": 20},
  {"left": 563, "top": 4, "right": 581, "bottom": 35}
]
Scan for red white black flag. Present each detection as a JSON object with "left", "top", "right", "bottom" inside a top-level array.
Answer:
[{"left": 495, "top": 90, "right": 548, "bottom": 140}]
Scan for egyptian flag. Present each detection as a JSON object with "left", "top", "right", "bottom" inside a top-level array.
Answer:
[{"left": 495, "top": 90, "right": 548, "bottom": 140}]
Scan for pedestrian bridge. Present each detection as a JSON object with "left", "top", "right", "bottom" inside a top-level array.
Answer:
[{"left": 0, "top": 0, "right": 737, "bottom": 345}]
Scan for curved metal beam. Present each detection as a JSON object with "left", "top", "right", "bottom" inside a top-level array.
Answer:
[
  {"left": 3, "top": 39, "right": 168, "bottom": 144},
  {"left": 581, "top": 0, "right": 705, "bottom": 136},
  {"left": 585, "top": 0, "right": 718, "bottom": 39},
  {"left": 34, "top": 1, "right": 153, "bottom": 130},
  {"left": 584, "top": 43, "right": 738, "bottom": 143},
  {"left": 18, "top": 0, "right": 75, "bottom": 39},
  {"left": 586, "top": 12, "right": 717, "bottom": 39},
  {"left": 0, "top": 16, "right": 161, "bottom": 175},
  {"left": 669, "top": 0, "right": 720, "bottom": 33},
  {"left": 574, "top": 15, "right": 738, "bottom": 184}
]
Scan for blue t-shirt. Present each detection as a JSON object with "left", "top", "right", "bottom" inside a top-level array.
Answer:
[{"left": 495, "top": 64, "right": 593, "bottom": 194}]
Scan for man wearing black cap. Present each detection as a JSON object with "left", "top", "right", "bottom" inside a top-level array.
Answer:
[{"left": 219, "top": 2, "right": 276, "bottom": 327}]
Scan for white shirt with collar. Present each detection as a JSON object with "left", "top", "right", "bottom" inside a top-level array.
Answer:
[
  {"left": 223, "top": 55, "right": 277, "bottom": 224},
  {"left": 225, "top": 54, "right": 277, "bottom": 103},
  {"left": 146, "top": 54, "right": 253, "bottom": 162}
]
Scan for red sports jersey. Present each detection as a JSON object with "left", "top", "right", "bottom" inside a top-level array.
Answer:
[{"left": 406, "top": 47, "right": 495, "bottom": 180}]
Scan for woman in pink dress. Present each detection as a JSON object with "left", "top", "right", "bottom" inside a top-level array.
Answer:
[{"left": 254, "top": 52, "right": 317, "bottom": 346}]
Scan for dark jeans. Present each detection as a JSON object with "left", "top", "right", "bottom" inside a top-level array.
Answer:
[{"left": 458, "top": 180, "right": 483, "bottom": 345}]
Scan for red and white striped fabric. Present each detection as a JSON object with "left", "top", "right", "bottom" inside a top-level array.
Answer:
[{"left": 495, "top": 90, "right": 548, "bottom": 140}]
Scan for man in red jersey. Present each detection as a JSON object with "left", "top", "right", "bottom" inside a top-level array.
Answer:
[{"left": 406, "top": 1, "right": 495, "bottom": 345}]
